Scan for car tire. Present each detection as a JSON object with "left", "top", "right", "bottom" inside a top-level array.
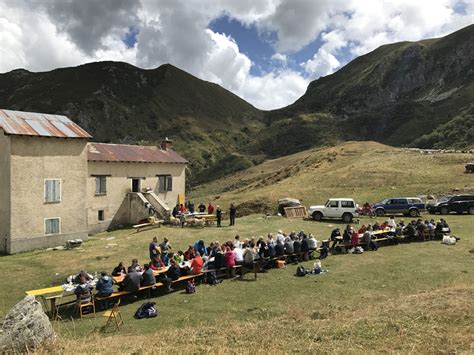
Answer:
[
  {"left": 375, "top": 209, "right": 384, "bottom": 217},
  {"left": 312, "top": 212, "right": 323, "bottom": 221},
  {"left": 440, "top": 207, "right": 449, "bottom": 215},
  {"left": 468, "top": 206, "right": 474, "bottom": 215},
  {"left": 342, "top": 213, "right": 353, "bottom": 223},
  {"left": 409, "top": 209, "right": 419, "bottom": 217}
]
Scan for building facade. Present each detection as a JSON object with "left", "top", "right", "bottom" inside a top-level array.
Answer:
[
  {"left": 0, "top": 110, "right": 90, "bottom": 254},
  {"left": 86, "top": 142, "right": 187, "bottom": 234},
  {"left": 0, "top": 110, "right": 187, "bottom": 254}
]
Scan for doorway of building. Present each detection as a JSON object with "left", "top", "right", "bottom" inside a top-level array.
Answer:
[{"left": 131, "top": 178, "right": 141, "bottom": 193}]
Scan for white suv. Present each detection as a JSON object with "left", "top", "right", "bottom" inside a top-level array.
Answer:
[{"left": 308, "top": 198, "right": 359, "bottom": 223}]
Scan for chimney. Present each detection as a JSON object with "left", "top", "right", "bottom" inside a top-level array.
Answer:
[{"left": 161, "top": 137, "right": 173, "bottom": 150}]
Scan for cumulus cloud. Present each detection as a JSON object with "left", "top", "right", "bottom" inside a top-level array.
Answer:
[{"left": 0, "top": 0, "right": 472, "bottom": 109}]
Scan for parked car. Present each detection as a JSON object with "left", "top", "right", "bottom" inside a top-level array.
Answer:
[
  {"left": 372, "top": 197, "right": 425, "bottom": 217},
  {"left": 427, "top": 195, "right": 474, "bottom": 215},
  {"left": 308, "top": 198, "right": 359, "bottom": 223},
  {"left": 465, "top": 163, "right": 474, "bottom": 173}
]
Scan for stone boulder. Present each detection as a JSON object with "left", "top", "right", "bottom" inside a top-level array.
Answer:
[{"left": 0, "top": 295, "right": 54, "bottom": 353}]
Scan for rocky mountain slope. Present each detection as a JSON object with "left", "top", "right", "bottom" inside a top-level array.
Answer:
[
  {"left": 0, "top": 62, "right": 263, "bottom": 184},
  {"left": 261, "top": 24, "right": 473, "bottom": 157}
]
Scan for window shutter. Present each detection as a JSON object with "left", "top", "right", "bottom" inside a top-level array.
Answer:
[
  {"left": 54, "top": 180, "right": 60, "bottom": 201},
  {"left": 167, "top": 176, "right": 173, "bottom": 191},
  {"left": 95, "top": 177, "right": 100, "bottom": 194}
]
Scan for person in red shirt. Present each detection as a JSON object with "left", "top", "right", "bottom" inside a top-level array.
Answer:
[
  {"left": 358, "top": 225, "right": 367, "bottom": 234},
  {"left": 190, "top": 254, "right": 203, "bottom": 274},
  {"left": 351, "top": 230, "right": 359, "bottom": 246},
  {"left": 380, "top": 221, "right": 389, "bottom": 229},
  {"left": 207, "top": 202, "right": 214, "bottom": 214},
  {"left": 179, "top": 204, "right": 186, "bottom": 213},
  {"left": 183, "top": 245, "right": 196, "bottom": 260}
]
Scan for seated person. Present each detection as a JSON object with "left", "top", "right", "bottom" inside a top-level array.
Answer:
[
  {"left": 351, "top": 230, "right": 359, "bottom": 246},
  {"left": 191, "top": 254, "right": 204, "bottom": 274},
  {"left": 372, "top": 222, "right": 381, "bottom": 231},
  {"left": 214, "top": 249, "right": 225, "bottom": 269},
  {"left": 111, "top": 262, "right": 126, "bottom": 276},
  {"left": 166, "top": 259, "right": 181, "bottom": 281},
  {"left": 73, "top": 270, "right": 92, "bottom": 284},
  {"left": 358, "top": 225, "right": 367, "bottom": 234},
  {"left": 293, "top": 238, "right": 301, "bottom": 254},
  {"left": 380, "top": 221, "right": 389, "bottom": 230},
  {"left": 150, "top": 254, "right": 163, "bottom": 270},
  {"left": 308, "top": 234, "right": 318, "bottom": 250},
  {"left": 128, "top": 258, "right": 142, "bottom": 273},
  {"left": 95, "top": 272, "right": 114, "bottom": 298},
  {"left": 174, "top": 250, "right": 185, "bottom": 264},
  {"left": 184, "top": 245, "right": 196, "bottom": 260},
  {"left": 119, "top": 268, "right": 142, "bottom": 293},
  {"left": 342, "top": 225, "right": 352, "bottom": 242},
  {"left": 242, "top": 244, "right": 255, "bottom": 267},
  {"left": 300, "top": 235, "right": 310, "bottom": 261},
  {"left": 75, "top": 276, "right": 92, "bottom": 304},
  {"left": 233, "top": 245, "right": 244, "bottom": 264},
  {"left": 274, "top": 242, "right": 285, "bottom": 256},
  {"left": 284, "top": 237, "right": 294, "bottom": 255},
  {"left": 141, "top": 263, "right": 156, "bottom": 287},
  {"left": 330, "top": 228, "right": 342, "bottom": 249},
  {"left": 319, "top": 241, "right": 329, "bottom": 260}
]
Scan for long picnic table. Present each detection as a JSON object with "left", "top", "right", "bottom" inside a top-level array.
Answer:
[{"left": 26, "top": 285, "right": 74, "bottom": 319}]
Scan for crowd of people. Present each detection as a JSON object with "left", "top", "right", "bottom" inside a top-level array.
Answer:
[
  {"left": 73, "top": 216, "right": 453, "bottom": 305},
  {"left": 170, "top": 201, "right": 237, "bottom": 227}
]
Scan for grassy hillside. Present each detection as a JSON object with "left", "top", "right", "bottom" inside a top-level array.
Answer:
[{"left": 190, "top": 141, "right": 474, "bottom": 214}]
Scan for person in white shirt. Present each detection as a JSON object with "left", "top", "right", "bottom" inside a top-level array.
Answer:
[
  {"left": 387, "top": 216, "right": 397, "bottom": 229},
  {"left": 275, "top": 230, "right": 285, "bottom": 245},
  {"left": 267, "top": 233, "right": 276, "bottom": 246},
  {"left": 308, "top": 234, "right": 318, "bottom": 250},
  {"left": 242, "top": 243, "right": 255, "bottom": 267},
  {"left": 233, "top": 246, "right": 244, "bottom": 264},
  {"left": 233, "top": 235, "right": 242, "bottom": 249}
]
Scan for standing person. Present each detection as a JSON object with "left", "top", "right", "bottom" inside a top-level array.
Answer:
[
  {"left": 159, "top": 237, "right": 172, "bottom": 255},
  {"left": 216, "top": 205, "right": 222, "bottom": 227},
  {"left": 198, "top": 202, "right": 206, "bottom": 213},
  {"left": 179, "top": 213, "right": 186, "bottom": 228},
  {"left": 172, "top": 204, "right": 179, "bottom": 218},
  {"left": 229, "top": 203, "right": 236, "bottom": 226},
  {"left": 207, "top": 202, "right": 215, "bottom": 215},
  {"left": 149, "top": 237, "right": 160, "bottom": 261},
  {"left": 188, "top": 201, "right": 195, "bottom": 214}
]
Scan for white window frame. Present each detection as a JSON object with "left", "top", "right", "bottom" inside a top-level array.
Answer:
[
  {"left": 44, "top": 217, "right": 61, "bottom": 236},
  {"left": 44, "top": 178, "right": 62, "bottom": 203}
]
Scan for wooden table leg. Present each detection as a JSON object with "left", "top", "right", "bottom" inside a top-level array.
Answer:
[{"left": 50, "top": 298, "right": 57, "bottom": 320}]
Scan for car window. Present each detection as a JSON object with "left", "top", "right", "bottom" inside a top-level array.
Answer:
[
  {"left": 451, "top": 196, "right": 461, "bottom": 202},
  {"left": 341, "top": 201, "right": 354, "bottom": 208},
  {"left": 439, "top": 196, "right": 452, "bottom": 202},
  {"left": 407, "top": 198, "right": 421, "bottom": 204},
  {"left": 328, "top": 201, "right": 339, "bottom": 208},
  {"left": 395, "top": 199, "right": 408, "bottom": 204}
]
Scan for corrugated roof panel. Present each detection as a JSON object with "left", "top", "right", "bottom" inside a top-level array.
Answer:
[
  {"left": 87, "top": 143, "right": 188, "bottom": 164},
  {"left": 51, "top": 121, "right": 78, "bottom": 138},
  {"left": 25, "top": 119, "right": 54, "bottom": 137},
  {"left": 0, "top": 109, "right": 91, "bottom": 139}
]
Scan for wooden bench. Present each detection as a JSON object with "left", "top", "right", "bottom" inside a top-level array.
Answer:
[
  {"left": 95, "top": 273, "right": 203, "bottom": 302},
  {"left": 132, "top": 220, "right": 163, "bottom": 233}
]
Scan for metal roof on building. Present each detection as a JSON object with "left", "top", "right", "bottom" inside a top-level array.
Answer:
[
  {"left": 0, "top": 109, "right": 91, "bottom": 139},
  {"left": 87, "top": 142, "right": 188, "bottom": 164}
]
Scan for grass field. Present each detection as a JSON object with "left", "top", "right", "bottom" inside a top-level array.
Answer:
[{"left": 1, "top": 213, "right": 473, "bottom": 353}]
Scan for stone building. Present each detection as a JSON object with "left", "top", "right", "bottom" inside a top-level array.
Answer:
[
  {"left": 0, "top": 109, "right": 187, "bottom": 254},
  {"left": 0, "top": 110, "right": 90, "bottom": 254}
]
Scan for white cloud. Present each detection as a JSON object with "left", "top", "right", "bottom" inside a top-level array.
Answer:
[
  {"left": 271, "top": 53, "right": 287, "bottom": 63},
  {"left": 0, "top": 0, "right": 472, "bottom": 110}
]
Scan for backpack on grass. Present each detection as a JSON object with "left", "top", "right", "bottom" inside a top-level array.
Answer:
[
  {"left": 186, "top": 280, "right": 196, "bottom": 294},
  {"left": 134, "top": 302, "right": 157, "bottom": 319},
  {"left": 296, "top": 266, "right": 307, "bottom": 277}
]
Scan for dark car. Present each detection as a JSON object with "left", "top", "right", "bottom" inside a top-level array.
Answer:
[
  {"left": 372, "top": 197, "right": 425, "bottom": 217},
  {"left": 427, "top": 195, "right": 474, "bottom": 215},
  {"left": 466, "top": 163, "right": 474, "bottom": 173}
]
